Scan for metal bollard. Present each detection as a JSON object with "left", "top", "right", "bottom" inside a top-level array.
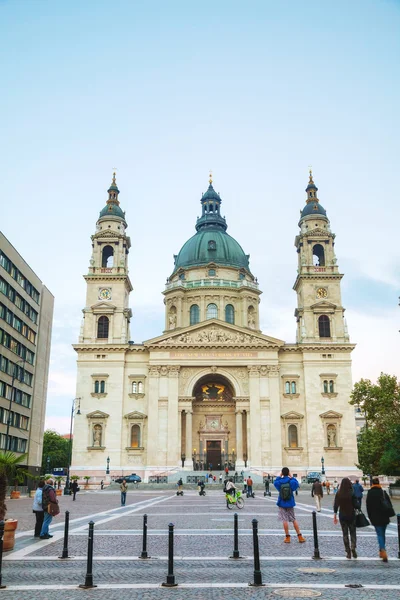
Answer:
[
  {"left": 139, "top": 513, "right": 150, "bottom": 559},
  {"left": 312, "top": 511, "right": 321, "bottom": 560},
  {"left": 0, "top": 521, "right": 6, "bottom": 589},
  {"left": 79, "top": 521, "right": 97, "bottom": 589},
  {"left": 397, "top": 514, "right": 400, "bottom": 559},
  {"left": 230, "top": 513, "right": 241, "bottom": 559},
  {"left": 162, "top": 523, "right": 178, "bottom": 587},
  {"left": 59, "top": 511, "right": 70, "bottom": 559},
  {"left": 249, "top": 518, "right": 264, "bottom": 587}
]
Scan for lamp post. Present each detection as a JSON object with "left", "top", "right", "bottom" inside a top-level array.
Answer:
[
  {"left": 6, "top": 359, "right": 26, "bottom": 451},
  {"left": 181, "top": 453, "right": 185, "bottom": 468},
  {"left": 321, "top": 456, "right": 325, "bottom": 476},
  {"left": 64, "top": 397, "right": 81, "bottom": 496},
  {"left": 46, "top": 456, "right": 50, "bottom": 475},
  {"left": 106, "top": 456, "right": 110, "bottom": 475}
]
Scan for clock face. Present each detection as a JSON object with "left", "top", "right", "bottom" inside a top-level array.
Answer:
[
  {"left": 317, "top": 287, "right": 327, "bottom": 299},
  {"left": 98, "top": 288, "right": 112, "bottom": 301}
]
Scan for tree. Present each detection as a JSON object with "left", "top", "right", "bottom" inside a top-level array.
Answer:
[
  {"left": 41, "top": 430, "right": 70, "bottom": 474},
  {"left": 0, "top": 452, "right": 28, "bottom": 519},
  {"left": 350, "top": 373, "right": 400, "bottom": 476}
]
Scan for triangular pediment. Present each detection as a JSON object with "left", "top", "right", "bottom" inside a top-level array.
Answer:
[
  {"left": 87, "top": 410, "right": 109, "bottom": 419},
  {"left": 144, "top": 319, "right": 285, "bottom": 348},
  {"left": 91, "top": 301, "right": 117, "bottom": 311},
  {"left": 320, "top": 410, "right": 342, "bottom": 419},
  {"left": 124, "top": 411, "right": 147, "bottom": 420},
  {"left": 310, "top": 300, "right": 337, "bottom": 311},
  {"left": 281, "top": 411, "right": 304, "bottom": 420}
]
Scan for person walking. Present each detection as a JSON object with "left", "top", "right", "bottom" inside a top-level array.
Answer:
[
  {"left": 120, "top": 479, "right": 128, "bottom": 506},
  {"left": 71, "top": 479, "right": 79, "bottom": 501},
  {"left": 219, "top": 473, "right": 223, "bottom": 483},
  {"left": 352, "top": 479, "right": 364, "bottom": 508},
  {"left": 40, "top": 479, "right": 59, "bottom": 539},
  {"left": 326, "top": 480, "right": 331, "bottom": 495},
  {"left": 274, "top": 467, "right": 305, "bottom": 543},
  {"left": 366, "top": 477, "right": 395, "bottom": 562},
  {"left": 333, "top": 477, "right": 358, "bottom": 559},
  {"left": 32, "top": 480, "right": 45, "bottom": 538},
  {"left": 333, "top": 479, "right": 339, "bottom": 494},
  {"left": 100, "top": 480, "right": 104, "bottom": 490},
  {"left": 246, "top": 475, "right": 254, "bottom": 498},
  {"left": 311, "top": 479, "right": 324, "bottom": 512},
  {"left": 265, "top": 477, "right": 270, "bottom": 495}
]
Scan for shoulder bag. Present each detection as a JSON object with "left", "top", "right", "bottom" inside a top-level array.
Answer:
[
  {"left": 355, "top": 508, "right": 370, "bottom": 528},
  {"left": 47, "top": 501, "right": 60, "bottom": 517},
  {"left": 381, "top": 490, "right": 395, "bottom": 518}
]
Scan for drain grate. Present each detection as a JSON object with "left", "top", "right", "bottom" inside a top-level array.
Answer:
[{"left": 273, "top": 590, "right": 322, "bottom": 598}]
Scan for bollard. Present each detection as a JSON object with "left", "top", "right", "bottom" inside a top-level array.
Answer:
[
  {"left": 230, "top": 513, "right": 241, "bottom": 559},
  {"left": 249, "top": 518, "right": 264, "bottom": 587},
  {"left": 0, "top": 521, "right": 6, "bottom": 589},
  {"left": 139, "top": 513, "right": 150, "bottom": 559},
  {"left": 162, "top": 523, "right": 178, "bottom": 587},
  {"left": 79, "top": 521, "right": 97, "bottom": 589},
  {"left": 59, "top": 511, "right": 70, "bottom": 559},
  {"left": 397, "top": 514, "right": 400, "bottom": 559},
  {"left": 312, "top": 511, "right": 321, "bottom": 560}
]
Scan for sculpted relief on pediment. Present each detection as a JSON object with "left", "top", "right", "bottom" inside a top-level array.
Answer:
[{"left": 157, "top": 325, "right": 272, "bottom": 347}]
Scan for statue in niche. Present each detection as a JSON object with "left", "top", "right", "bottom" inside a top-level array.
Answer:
[
  {"left": 169, "top": 312, "right": 177, "bottom": 329},
  {"left": 248, "top": 313, "right": 256, "bottom": 329},
  {"left": 327, "top": 425, "right": 337, "bottom": 448},
  {"left": 93, "top": 424, "right": 102, "bottom": 447}
]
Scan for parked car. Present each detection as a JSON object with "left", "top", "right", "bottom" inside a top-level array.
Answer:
[
  {"left": 114, "top": 474, "right": 142, "bottom": 484},
  {"left": 306, "top": 472, "right": 322, "bottom": 484}
]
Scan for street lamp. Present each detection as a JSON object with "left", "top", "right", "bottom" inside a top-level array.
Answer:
[
  {"left": 46, "top": 456, "right": 50, "bottom": 475},
  {"left": 321, "top": 456, "right": 325, "bottom": 475},
  {"left": 64, "top": 397, "right": 81, "bottom": 496},
  {"left": 106, "top": 456, "right": 110, "bottom": 475},
  {"left": 6, "top": 359, "right": 26, "bottom": 451}
]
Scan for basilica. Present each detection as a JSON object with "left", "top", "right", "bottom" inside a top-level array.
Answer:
[{"left": 71, "top": 172, "right": 358, "bottom": 480}]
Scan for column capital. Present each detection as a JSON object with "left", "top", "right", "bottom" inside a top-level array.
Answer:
[
  {"left": 168, "top": 366, "right": 181, "bottom": 378},
  {"left": 247, "top": 365, "right": 261, "bottom": 377},
  {"left": 148, "top": 366, "right": 161, "bottom": 377}
]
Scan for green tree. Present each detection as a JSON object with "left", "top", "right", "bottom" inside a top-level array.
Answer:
[
  {"left": 350, "top": 373, "right": 400, "bottom": 476},
  {"left": 0, "top": 452, "right": 28, "bottom": 519},
  {"left": 41, "top": 430, "right": 70, "bottom": 474}
]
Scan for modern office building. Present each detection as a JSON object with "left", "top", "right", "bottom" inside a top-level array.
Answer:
[{"left": 0, "top": 232, "right": 54, "bottom": 474}]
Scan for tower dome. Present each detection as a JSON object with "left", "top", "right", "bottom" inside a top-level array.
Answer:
[
  {"left": 299, "top": 170, "right": 327, "bottom": 220},
  {"left": 98, "top": 173, "right": 127, "bottom": 223}
]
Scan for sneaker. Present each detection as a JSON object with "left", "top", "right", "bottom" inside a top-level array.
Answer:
[
  {"left": 284, "top": 535, "right": 291, "bottom": 543},
  {"left": 297, "top": 534, "right": 306, "bottom": 543},
  {"left": 352, "top": 548, "right": 357, "bottom": 559},
  {"left": 380, "top": 550, "right": 388, "bottom": 562},
  {"left": 346, "top": 550, "right": 351, "bottom": 559},
  {"left": 40, "top": 535, "right": 52, "bottom": 540}
]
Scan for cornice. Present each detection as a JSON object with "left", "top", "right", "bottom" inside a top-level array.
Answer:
[
  {"left": 73, "top": 344, "right": 147, "bottom": 353},
  {"left": 280, "top": 344, "right": 355, "bottom": 353}
]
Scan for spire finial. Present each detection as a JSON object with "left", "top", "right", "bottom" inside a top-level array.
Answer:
[
  {"left": 209, "top": 170, "right": 213, "bottom": 185},
  {"left": 112, "top": 168, "right": 117, "bottom": 186},
  {"left": 308, "top": 165, "right": 314, "bottom": 184}
]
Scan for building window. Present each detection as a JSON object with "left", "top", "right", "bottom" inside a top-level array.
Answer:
[
  {"left": 288, "top": 424, "right": 298, "bottom": 448},
  {"left": 318, "top": 315, "right": 331, "bottom": 338},
  {"left": 132, "top": 381, "right": 138, "bottom": 393},
  {"left": 291, "top": 381, "right": 296, "bottom": 394},
  {"left": 208, "top": 269, "right": 216, "bottom": 276},
  {"left": 225, "top": 304, "right": 234, "bottom": 324},
  {"left": 131, "top": 424, "right": 140, "bottom": 448},
  {"left": 97, "top": 316, "right": 109, "bottom": 339},
  {"left": 100, "top": 380, "right": 105, "bottom": 393},
  {"left": 190, "top": 304, "right": 200, "bottom": 325},
  {"left": 285, "top": 381, "right": 290, "bottom": 394},
  {"left": 94, "top": 380, "right": 99, "bottom": 393},
  {"left": 206, "top": 303, "right": 218, "bottom": 319},
  {"left": 329, "top": 380, "right": 334, "bottom": 393},
  {"left": 323, "top": 380, "right": 328, "bottom": 393},
  {"left": 138, "top": 381, "right": 144, "bottom": 393},
  {"left": 208, "top": 240, "right": 216, "bottom": 251},
  {"left": 101, "top": 246, "right": 114, "bottom": 268}
]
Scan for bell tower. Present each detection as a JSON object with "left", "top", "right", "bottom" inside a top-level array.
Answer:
[
  {"left": 293, "top": 172, "right": 349, "bottom": 344},
  {"left": 79, "top": 173, "right": 132, "bottom": 344}
]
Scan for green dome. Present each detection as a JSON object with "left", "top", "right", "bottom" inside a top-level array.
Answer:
[
  {"left": 99, "top": 203, "right": 126, "bottom": 219},
  {"left": 173, "top": 227, "right": 250, "bottom": 272}
]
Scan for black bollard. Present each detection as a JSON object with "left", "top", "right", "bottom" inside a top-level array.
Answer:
[
  {"left": 79, "top": 521, "right": 97, "bottom": 589},
  {"left": 230, "top": 513, "right": 241, "bottom": 559},
  {"left": 312, "top": 511, "right": 321, "bottom": 560},
  {"left": 397, "top": 514, "right": 400, "bottom": 560},
  {"left": 162, "top": 523, "right": 178, "bottom": 587},
  {"left": 139, "top": 513, "right": 150, "bottom": 559},
  {"left": 249, "top": 518, "right": 264, "bottom": 587},
  {"left": 59, "top": 511, "right": 70, "bottom": 559},
  {"left": 0, "top": 521, "right": 6, "bottom": 589}
]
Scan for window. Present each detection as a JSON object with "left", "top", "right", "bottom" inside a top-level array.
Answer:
[
  {"left": 291, "top": 381, "right": 296, "bottom": 394},
  {"left": 323, "top": 380, "right": 328, "bottom": 393},
  {"left": 100, "top": 380, "right": 105, "bottom": 393},
  {"left": 318, "top": 315, "right": 331, "bottom": 338},
  {"left": 138, "top": 381, "right": 144, "bottom": 393},
  {"left": 225, "top": 304, "right": 234, "bottom": 324},
  {"left": 190, "top": 304, "right": 200, "bottom": 325},
  {"left": 97, "top": 316, "right": 109, "bottom": 338},
  {"left": 101, "top": 246, "right": 114, "bottom": 268},
  {"left": 208, "top": 240, "right": 216, "bottom": 251},
  {"left": 285, "top": 381, "right": 290, "bottom": 394},
  {"left": 329, "top": 380, "right": 334, "bottom": 393},
  {"left": 132, "top": 381, "right": 138, "bottom": 393},
  {"left": 208, "top": 269, "right": 216, "bottom": 277},
  {"left": 206, "top": 303, "right": 218, "bottom": 319},
  {"left": 131, "top": 424, "right": 140, "bottom": 448},
  {"left": 288, "top": 424, "right": 298, "bottom": 448},
  {"left": 94, "top": 380, "right": 99, "bottom": 393},
  {"left": 313, "top": 244, "right": 325, "bottom": 267}
]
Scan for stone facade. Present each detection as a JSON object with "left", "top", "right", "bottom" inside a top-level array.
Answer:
[{"left": 71, "top": 173, "right": 358, "bottom": 480}]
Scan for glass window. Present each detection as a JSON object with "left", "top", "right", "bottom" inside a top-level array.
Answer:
[
  {"left": 329, "top": 380, "right": 334, "bottom": 393},
  {"left": 206, "top": 303, "right": 218, "bottom": 319},
  {"left": 225, "top": 304, "right": 234, "bottom": 324},
  {"left": 285, "top": 381, "right": 290, "bottom": 394},
  {"left": 138, "top": 381, "right": 144, "bottom": 393},
  {"left": 288, "top": 424, "right": 298, "bottom": 448},
  {"left": 318, "top": 315, "right": 331, "bottom": 338},
  {"left": 190, "top": 304, "right": 200, "bottom": 325},
  {"left": 97, "top": 316, "right": 109, "bottom": 339},
  {"left": 323, "top": 380, "right": 328, "bottom": 393},
  {"left": 94, "top": 380, "right": 99, "bottom": 394},
  {"left": 291, "top": 381, "right": 296, "bottom": 394},
  {"left": 100, "top": 380, "right": 105, "bottom": 393},
  {"left": 131, "top": 424, "right": 140, "bottom": 448},
  {"left": 208, "top": 269, "right": 216, "bottom": 276},
  {"left": 132, "top": 381, "right": 138, "bottom": 393}
]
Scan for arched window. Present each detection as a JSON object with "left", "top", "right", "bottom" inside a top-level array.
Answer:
[
  {"left": 190, "top": 304, "right": 200, "bottom": 325},
  {"left": 291, "top": 381, "right": 296, "bottom": 394},
  {"left": 285, "top": 381, "right": 290, "bottom": 394},
  {"left": 225, "top": 304, "right": 234, "bottom": 324},
  {"left": 138, "top": 381, "right": 144, "bottom": 393},
  {"left": 318, "top": 315, "right": 331, "bottom": 338},
  {"left": 94, "top": 380, "right": 99, "bottom": 393},
  {"left": 288, "top": 424, "right": 298, "bottom": 448},
  {"left": 313, "top": 244, "right": 325, "bottom": 266},
  {"left": 97, "top": 316, "right": 109, "bottom": 339},
  {"left": 323, "top": 380, "right": 328, "bottom": 393},
  {"left": 101, "top": 246, "right": 114, "bottom": 268},
  {"left": 329, "top": 380, "right": 334, "bottom": 393},
  {"left": 132, "top": 381, "right": 138, "bottom": 393},
  {"left": 100, "top": 380, "right": 105, "bottom": 393},
  {"left": 131, "top": 424, "right": 140, "bottom": 448},
  {"left": 206, "top": 303, "right": 218, "bottom": 319}
]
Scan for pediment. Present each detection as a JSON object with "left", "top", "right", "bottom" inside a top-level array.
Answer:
[
  {"left": 281, "top": 411, "right": 304, "bottom": 420},
  {"left": 320, "top": 410, "right": 342, "bottom": 419},
  {"left": 91, "top": 301, "right": 117, "bottom": 312},
  {"left": 144, "top": 319, "right": 285, "bottom": 348},
  {"left": 87, "top": 410, "right": 109, "bottom": 419},
  {"left": 124, "top": 411, "right": 147, "bottom": 420},
  {"left": 310, "top": 300, "right": 337, "bottom": 311}
]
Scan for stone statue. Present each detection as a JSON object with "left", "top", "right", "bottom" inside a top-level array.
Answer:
[
  {"left": 93, "top": 425, "right": 102, "bottom": 447},
  {"left": 327, "top": 426, "right": 337, "bottom": 447},
  {"left": 169, "top": 313, "right": 177, "bottom": 329},
  {"left": 248, "top": 313, "right": 256, "bottom": 329}
]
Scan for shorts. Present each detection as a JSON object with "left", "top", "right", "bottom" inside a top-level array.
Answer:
[{"left": 278, "top": 507, "right": 296, "bottom": 523}]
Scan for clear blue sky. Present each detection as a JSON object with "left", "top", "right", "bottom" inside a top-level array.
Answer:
[{"left": 1, "top": 0, "right": 399, "bottom": 433}]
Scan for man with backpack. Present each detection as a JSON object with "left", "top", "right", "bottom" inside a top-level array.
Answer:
[{"left": 274, "top": 467, "right": 305, "bottom": 544}]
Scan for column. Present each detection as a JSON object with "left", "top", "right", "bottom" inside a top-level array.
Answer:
[
  {"left": 167, "top": 367, "right": 180, "bottom": 466},
  {"left": 185, "top": 409, "right": 193, "bottom": 469},
  {"left": 248, "top": 366, "right": 262, "bottom": 467},
  {"left": 235, "top": 410, "right": 244, "bottom": 467},
  {"left": 147, "top": 367, "right": 160, "bottom": 468},
  {"left": 268, "top": 367, "right": 282, "bottom": 469},
  {"left": 178, "top": 409, "right": 183, "bottom": 465}
]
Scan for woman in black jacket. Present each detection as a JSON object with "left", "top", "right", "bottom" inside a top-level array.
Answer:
[
  {"left": 333, "top": 477, "right": 358, "bottom": 559},
  {"left": 366, "top": 477, "right": 394, "bottom": 562}
]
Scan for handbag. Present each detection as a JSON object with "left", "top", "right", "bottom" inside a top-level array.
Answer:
[
  {"left": 381, "top": 490, "right": 395, "bottom": 518},
  {"left": 355, "top": 508, "right": 370, "bottom": 528}
]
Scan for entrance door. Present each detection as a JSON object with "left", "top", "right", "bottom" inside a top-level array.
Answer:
[{"left": 206, "top": 440, "right": 221, "bottom": 470}]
